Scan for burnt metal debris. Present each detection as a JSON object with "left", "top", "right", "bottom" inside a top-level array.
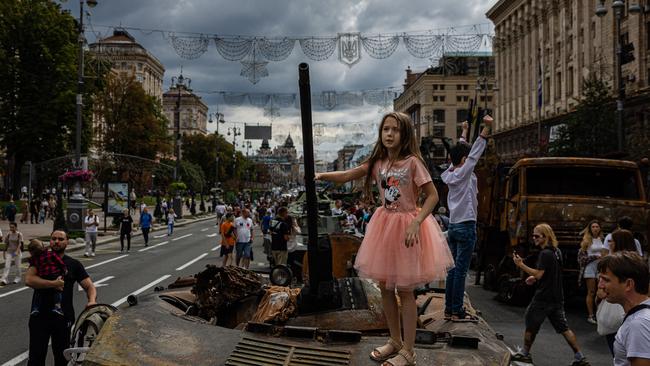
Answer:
[{"left": 192, "top": 265, "right": 263, "bottom": 322}]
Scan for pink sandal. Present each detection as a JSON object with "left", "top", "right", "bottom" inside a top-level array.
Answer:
[
  {"left": 370, "top": 338, "right": 402, "bottom": 362},
  {"left": 382, "top": 348, "right": 417, "bottom": 366}
]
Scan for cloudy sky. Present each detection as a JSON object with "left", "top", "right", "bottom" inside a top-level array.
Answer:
[{"left": 62, "top": 0, "right": 497, "bottom": 161}]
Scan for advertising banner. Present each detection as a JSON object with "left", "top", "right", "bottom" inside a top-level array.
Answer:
[{"left": 106, "top": 182, "right": 129, "bottom": 216}]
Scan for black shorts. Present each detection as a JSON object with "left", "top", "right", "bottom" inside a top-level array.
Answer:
[
  {"left": 220, "top": 245, "right": 233, "bottom": 257},
  {"left": 524, "top": 300, "right": 569, "bottom": 334}
]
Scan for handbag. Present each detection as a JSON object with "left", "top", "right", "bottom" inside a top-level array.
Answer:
[{"left": 596, "top": 300, "right": 625, "bottom": 336}]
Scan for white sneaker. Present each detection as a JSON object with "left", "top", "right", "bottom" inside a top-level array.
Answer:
[
  {"left": 84, "top": 252, "right": 89, "bottom": 257},
  {"left": 91, "top": 252, "right": 96, "bottom": 257},
  {"left": 13, "top": 278, "right": 20, "bottom": 284}
]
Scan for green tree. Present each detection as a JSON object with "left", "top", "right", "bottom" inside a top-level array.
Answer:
[
  {"left": 96, "top": 73, "right": 171, "bottom": 160},
  {"left": 0, "top": 0, "right": 103, "bottom": 196},
  {"left": 549, "top": 76, "right": 617, "bottom": 157}
]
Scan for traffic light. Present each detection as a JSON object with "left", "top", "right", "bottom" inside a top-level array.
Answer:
[{"left": 621, "top": 42, "right": 635, "bottom": 65}]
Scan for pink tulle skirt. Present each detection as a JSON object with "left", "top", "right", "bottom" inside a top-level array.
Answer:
[{"left": 354, "top": 207, "right": 454, "bottom": 290}]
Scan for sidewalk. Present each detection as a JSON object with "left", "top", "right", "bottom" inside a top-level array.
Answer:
[{"left": 0, "top": 208, "right": 217, "bottom": 266}]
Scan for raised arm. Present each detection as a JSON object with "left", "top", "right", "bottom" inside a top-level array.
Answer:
[
  {"left": 459, "top": 121, "right": 469, "bottom": 142},
  {"left": 315, "top": 164, "right": 368, "bottom": 184}
]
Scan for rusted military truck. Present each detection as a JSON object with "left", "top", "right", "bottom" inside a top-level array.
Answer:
[{"left": 475, "top": 157, "right": 650, "bottom": 302}]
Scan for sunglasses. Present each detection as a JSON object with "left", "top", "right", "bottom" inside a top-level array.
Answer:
[{"left": 532, "top": 234, "right": 544, "bottom": 239}]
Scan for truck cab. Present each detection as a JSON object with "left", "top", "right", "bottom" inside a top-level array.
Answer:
[{"left": 479, "top": 157, "right": 649, "bottom": 298}]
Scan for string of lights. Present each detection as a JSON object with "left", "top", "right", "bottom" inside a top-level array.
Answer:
[{"left": 88, "top": 22, "right": 493, "bottom": 83}]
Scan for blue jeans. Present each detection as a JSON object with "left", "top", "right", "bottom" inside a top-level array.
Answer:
[
  {"left": 167, "top": 223, "right": 174, "bottom": 235},
  {"left": 445, "top": 221, "right": 476, "bottom": 314}
]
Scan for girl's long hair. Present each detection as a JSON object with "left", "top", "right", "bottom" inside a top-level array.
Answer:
[
  {"left": 535, "top": 223, "right": 559, "bottom": 248},
  {"left": 362, "top": 112, "right": 425, "bottom": 201},
  {"left": 580, "top": 219, "right": 603, "bottom": 251}
]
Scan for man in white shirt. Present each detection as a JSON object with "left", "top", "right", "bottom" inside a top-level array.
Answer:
[
  {"left": 331, "top": 200, "right": 343, "bottom": 216},
  {"left": 597, "top": 252, "right": 650, "bottom": 366},
  {"left": 234, "top": 209, "right": 254, "bottom": 269},
  {"left": 84, "top": 209, "right": 99, "bottom": 257},
  {"left": 441, "top": 115, "right": 492, "bottom": 321}
]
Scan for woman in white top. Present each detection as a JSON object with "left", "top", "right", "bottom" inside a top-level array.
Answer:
[
  {"left": 577, "top": 220, "right": 606, "bottom": 324},
  {"left": 1, "top": 222, "right": 23, "bottom": 285}
]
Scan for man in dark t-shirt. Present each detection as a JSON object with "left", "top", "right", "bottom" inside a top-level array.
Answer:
[
  {"left": 25, "top": 230, "right": 96, "bottom": 366},
  {"left": 511, "top": 224, "right": 590, "bottom": 366},
  {"left": 270, "top": 207, "right": 290, "bottom": 266}
]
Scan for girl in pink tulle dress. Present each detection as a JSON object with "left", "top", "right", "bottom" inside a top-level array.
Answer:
[{"left": 315, "top": 112, "right": 454, "bottom": 366}]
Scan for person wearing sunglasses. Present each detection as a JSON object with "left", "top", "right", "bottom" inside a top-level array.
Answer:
[
  {"left": 511, "top": 223, "right": 591, "bottom": 366},
  {"left": 25, "top": 230, "right": 96, "bottom": 366}
]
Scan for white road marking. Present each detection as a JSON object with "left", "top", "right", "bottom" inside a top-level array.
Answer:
[
  {"left": 1, "top": 350, "right": 30, "bottom": 366},
  {"left": 176, "top": 253, "right": 209, "bottom": 271},
  {"left": 211, "top": 245, "right": 221, "bottom": 252},
  {"left": 171, "top": 233, "right": 192, "bottom": 241},
  {"left": 0, "top": 286, "right": 29, "bottom": 299},
  {"left": 111, "top": 274, "right": 171, "bottom": 307},
  {"left": 85, "top": 255, "right": 129, "bottom": 269},
  {"left": 201, "top": 228, "right": 209, "bottom": 232},
  {"left": 79, "top": 276, "right": 114, "bottom": 291},
  {"left": 138, "top": 241, "right": 169, "bottom": 252},
  {"left": 154, "top": 234, "right": 167, "bottom": 238},
  {"left": 257, "top": 262, "right": 266, "bottom": 266},
  {"left": 206, "top": 233, "right": 218, "bottom": 238}
]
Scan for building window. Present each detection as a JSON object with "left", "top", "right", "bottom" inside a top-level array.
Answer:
[
  {"left": 464, "top": 85, "right": 469, "bottom": 90},
  {"left": 137, "top": 63, "right": 143, "bottom": 71},
  {"left": 457, "top": 84, "right": 462, "bottom": 90},
  {"left": 568, "top": 67, "right": 574, "bottom": 95},
  {"left": 433, "top": 109, "right": 445, "bottom": 123},
  {"left": 136, "top": 74, "right": 144, "bottom": 83},
  {"left": 433, "top": 96, "right": 438, "bottom": 102},
  {"left": 439, "top": 96, "right": 445, "bottom": 102},
  {"left": 456, "top": 96, "right": 463, "bottom": 102},
  {"left": 433, "top": 85, "right": 438, "bottom": 90},
  {"left": 432, "top": 126, "right": 445, "bottom": 138},
  {"left": 555, "top": 72, "right": 562, "bottom": 100},
  {"left": 457, "top": 109, "right": 468, "bottom": 123},
  {"left": 439, "top": 84, "right": 445, "bottom": 91}
]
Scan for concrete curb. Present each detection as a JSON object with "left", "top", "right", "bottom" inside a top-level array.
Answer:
[{"left": 1, "top": 214, "right": 218, "bottom": 266}]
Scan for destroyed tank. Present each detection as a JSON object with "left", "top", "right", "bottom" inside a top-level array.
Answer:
[{"left": 65, "top": 64, "right": 513, "bottom": 366}]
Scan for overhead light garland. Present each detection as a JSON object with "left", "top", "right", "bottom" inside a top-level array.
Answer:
[
  {"left": 197, "top": 87, "right": 400, "bottom": 114},
  {"left": 90, "top": 23, "right": 493, "bottom": 83}
]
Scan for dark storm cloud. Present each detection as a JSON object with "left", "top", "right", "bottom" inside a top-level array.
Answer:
[{"left": 65, "top": 0, "right": 496, "bottom": 156}]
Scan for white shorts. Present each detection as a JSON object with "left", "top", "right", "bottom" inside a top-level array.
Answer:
[{"left": 583, "top": 259, "right": 600, "bottom": 279}]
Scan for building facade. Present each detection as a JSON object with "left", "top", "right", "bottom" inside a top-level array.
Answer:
[
  {"left": 394, "top": 53, "right": 496, "bottom": 162},
  {"left": 89, "top": 29, "right": 166, "bottom": 150},
  {"left": 252, "top": 136, "right": 300, "bottom": 186},
  {"left": 162, "top": 73, "right": 209, "bottom": 138},
  {"left": 487, "top": 0, "right": 650, "bottom": 160},
  {"left": 89, "top": 29, "right": 165, "bottom": 101}
]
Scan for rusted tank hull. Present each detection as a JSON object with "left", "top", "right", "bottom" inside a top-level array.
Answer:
[{"left": 83, "top": 281, "right": 511, "bottom": 366}]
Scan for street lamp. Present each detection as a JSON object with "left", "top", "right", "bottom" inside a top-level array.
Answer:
[
  {"left": 595, "top": 0, "right": 641, "bottom": 153},
  {"left": 171, "top": 72, "right": 190, "bottom": 181},
  {"left": 209, "top": 112, "right": 225, "bottom": 137},
  {"left": 245, "top": 141, "right": 252, "bottom": 157},
  {"left": 72, "top": 0, "right": 98, "bottom": 173},
  {"left": 228, "top": 127, "right": 241, "bottom": 176}
]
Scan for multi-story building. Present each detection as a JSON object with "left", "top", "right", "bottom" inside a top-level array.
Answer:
[
  {"left": 487, "top": 0, "right": 650, "bottom": 160},
  {"left": 394, "top": 53, "right": 496, "bottom": 162},
  {"left": 89, "top": 29, "right": 165, "bottom": 101},
  {"left": 89, "top": 29, "right": 166, "bottom": 150},
  {"left": 252, "top": 136, "right": 300, "bottom": 186},
  {"left": 162, "top": 73, "right": 209, "bottom": 137}
]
